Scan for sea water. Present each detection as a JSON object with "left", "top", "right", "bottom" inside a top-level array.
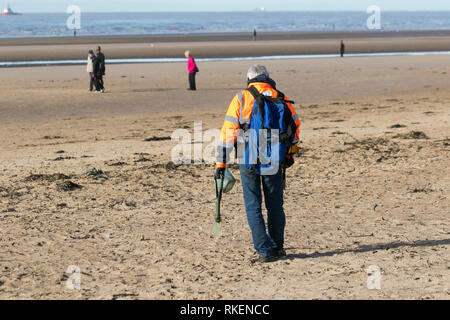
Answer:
[{"left": 1, "top": 11, "right": 450, "bottom": 38}]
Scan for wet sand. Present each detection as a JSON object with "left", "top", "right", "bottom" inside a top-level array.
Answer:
[
  {"left": 0, "top": 54, "right": 449, "bottom": 299},
  {"left": 1, "top": 31, "right": 450, "bottom": 62}
]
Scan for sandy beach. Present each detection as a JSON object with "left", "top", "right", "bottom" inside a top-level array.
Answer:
[{"left": 0, "top": 44, "right": 449, "bottom": 299}]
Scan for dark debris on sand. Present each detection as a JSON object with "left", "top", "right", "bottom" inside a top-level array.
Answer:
[
  {"left": 134, "top": 158, "right": 153, "bottom": 163},
  {"left": 344, "top": 137, "right": 396, "bottom": 153},
  {"left": 56, "top": 181, "right": 83, "bottom": 192},
  {"left": 86, "top": 168, "right": 105, "bottom": 176},
  {"left": 443, "top": 138, "right": 450, "bottom": 147},
  {"left": 393, "top": 131, "right": 429, "bottom": 140},
  {"left": 108, "top": 161, "right": 127, "bottom": 167},
  {"left": 411, "top": 186, "right": 434, "bottom": 194},
  {"left": 144, "top": 136, "right": 171, "bottom": 142},
  {"left": 333, "top": 137, "right": 403, "bottom": 163},
  {"left": 139, "top": 161, "right": 211, "bottom": 179},
  {"left": 25, "top": 173, "right": 70, "bottom": 182},
  {"left": 389, "top": 124, "right": 407, "bottom": 129},
  {"left": 81, "top": 167, "right": 108, "bottom": 181},
  {"left": 0, "top": 184, "right": 26, "bottom": 199},
  {"left": 53, "top": 156, "right": 76, "bottom": 161}
]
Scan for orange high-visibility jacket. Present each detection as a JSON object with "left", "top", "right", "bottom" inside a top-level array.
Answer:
[{"left": 216, "top": 82, "right": 301, "bottom": 168}]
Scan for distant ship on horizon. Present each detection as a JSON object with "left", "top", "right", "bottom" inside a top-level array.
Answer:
[{"left": 2, "top": 4, "right": 21, "bottom": 16}]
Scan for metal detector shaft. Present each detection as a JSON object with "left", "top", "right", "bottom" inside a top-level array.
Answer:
[{"left": 214, "top": 176, "right": 224, "bottom": 223}]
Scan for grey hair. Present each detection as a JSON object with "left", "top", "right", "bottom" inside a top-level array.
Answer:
[{"left": 247, "top": 64, "right": 269, "bottom": 80}]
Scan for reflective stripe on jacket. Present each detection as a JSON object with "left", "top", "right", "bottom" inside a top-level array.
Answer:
[{"left": 216, "top": 82, "right": 301, "bottom": 168}]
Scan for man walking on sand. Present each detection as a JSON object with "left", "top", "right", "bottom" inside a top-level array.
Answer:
[{"left": 215, "top": 65, "right": 301, "bottom": 263}]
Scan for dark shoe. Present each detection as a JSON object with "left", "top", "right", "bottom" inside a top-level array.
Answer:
[
  {"left": 250, "top": 253, "right": 278, "bottom": 264},
  {"left": 259, "top": 255, "right": 278, "bottom": 263},
  {"left": 272, "top": 248, "right": 286, "bottom": 258}
]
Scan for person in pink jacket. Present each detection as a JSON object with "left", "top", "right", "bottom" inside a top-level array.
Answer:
[{"left": 185, "top": 50, "right": 199, "bottom": 91}]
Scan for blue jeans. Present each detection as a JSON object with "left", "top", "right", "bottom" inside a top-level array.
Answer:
[{"left": 239, "top": 165, "right": 286, "bottom": 257}]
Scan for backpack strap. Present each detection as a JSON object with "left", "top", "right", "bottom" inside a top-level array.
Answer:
[
  {"left": 271, "top": 90, "right": 297, "bottom": 148},
  {"left": 276, "top": 90, "right": 295, "bottom": 104},
  {"left": 246, "top": 86, "right": 266, "bottom": 127},
  {"left": 246, "top": 86, "right": 260, "bottom": 99},
  {"left": 276, "top": 90, "right": 285, "bottom": 100}
]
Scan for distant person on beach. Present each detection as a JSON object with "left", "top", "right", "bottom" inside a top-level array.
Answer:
[
  {"left": 215, "top": 64, "right": 301, "bottom": 263},
  {"left": 253, "top": 28, "right": 257, "bottom": 41},
  {"left": 185, "top": 51, "right": 199, "bottom": 91},
  {"left": 87, "top": 50, "right": 95, "bottom": 92},
  {"left": 93, "top": 46, "right": 106, "bottom": 93},
  {"left": 340, "top": 40, "right": 345, "bottom": 57}
]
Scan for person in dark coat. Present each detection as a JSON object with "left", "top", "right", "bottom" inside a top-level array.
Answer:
[
  {"left": 92, "top": 57, "right": 103, "bottom": 93},
  {"left": 340, "top": 40, "right": 345, "bottom": 58},
  {"left": 94, "top": 46, "right": 106, "bottom": 93}
]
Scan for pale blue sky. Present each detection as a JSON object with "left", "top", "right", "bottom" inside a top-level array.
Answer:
[{"left": 6, "top": 0, "right": 450, "bottom": 13}]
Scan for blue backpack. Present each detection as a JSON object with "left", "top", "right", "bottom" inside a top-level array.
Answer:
[{"left": 243, "top": 86, "right": 297, "bottom": 176}]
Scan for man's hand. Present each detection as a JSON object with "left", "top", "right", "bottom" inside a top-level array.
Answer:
[
  {"left": 214, "top": 167, "right": 225, "bottom": 180},
  {"left": 282, "top": 156, "right": 294, "bottom": 169},
  {"left": 288, "top": 144, "right": 300, "bottom": 155}
]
